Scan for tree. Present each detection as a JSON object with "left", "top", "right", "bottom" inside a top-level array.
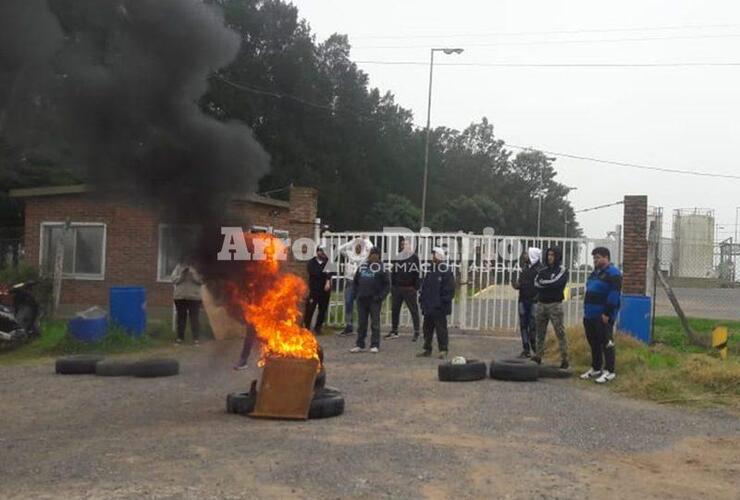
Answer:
[{"left": 363, "top": 194, "right": 420, "bottom": 230}]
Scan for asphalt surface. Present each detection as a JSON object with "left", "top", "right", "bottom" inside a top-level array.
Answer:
[{"left": 1, "top": 334, "right": 738, "bottom": 499}]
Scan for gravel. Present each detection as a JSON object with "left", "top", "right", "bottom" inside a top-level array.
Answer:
[{"left": 0, "top": 333, "right": 737, "bottom": 499}]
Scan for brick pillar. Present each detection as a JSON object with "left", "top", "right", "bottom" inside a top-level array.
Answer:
[
  {"left": 622, "top": 195, "right": 648, "bottom": 295},
  {"left": 286, "top": 187, "right": 319, "bottom": 279}
]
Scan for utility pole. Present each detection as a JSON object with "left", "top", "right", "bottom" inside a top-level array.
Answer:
[{"left": 420, "top": 47, "right": 464, "bottom": 229}]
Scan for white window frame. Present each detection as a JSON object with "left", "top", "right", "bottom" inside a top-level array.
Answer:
[
  {"left": 156, "top": 223, "right": 201, "bottom": 283},
  {"left": 39, "top": 222, "right": 107, "bottom": 281}
]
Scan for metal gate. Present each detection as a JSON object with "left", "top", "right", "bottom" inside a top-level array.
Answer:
[{"left": 321, "top": 231, "right": 615, "bottom": 332}]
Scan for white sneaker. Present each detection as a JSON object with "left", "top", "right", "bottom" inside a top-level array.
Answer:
[
  {"left": 370, "top": 347, "right": 379, "bottom": 353},
  {"left": 350, "top": 346, "right": 366, "bottom": 353},
  {"left": 580, "top": 368, "right": 602, "bottom": 380},
  {"left": 595, "top": 371, "right": 616, "bottom": 384}
]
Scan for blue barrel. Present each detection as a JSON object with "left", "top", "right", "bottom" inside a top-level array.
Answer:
[
  {"left": 109, "top": 286, "right": 147, "bottom": 336},
  {"left": 68, "top": 316, "right": 108, "bottom": 342},
  {"left": 618, "top": 294, "right": 652, "bottom": 343}
]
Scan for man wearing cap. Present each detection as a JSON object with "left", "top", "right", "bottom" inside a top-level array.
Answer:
[
  {"left": 350, "top": 247, "right": 390, "bottom": 353},
  {"left": 417, "top": 246, "right": 456, "bottom": 359}
]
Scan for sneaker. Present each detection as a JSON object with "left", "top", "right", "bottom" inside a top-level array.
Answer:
[
  {"left": 350, "top": 346, "right": 365, "bottom": 353},
  {"left": 437, "top": 350, "right": 448, "bottom": 360},
  {"left": 518, "top": 350, "right": 531, "bottom": 359},
  {"left": 233, "top": 362, "right": 249, "bottom": 371},
  {"left": 416, "top": 350, "right": 432, "bottom": 358},
  {"left": 338, "top": 326, "right": 353, "bottom": 336},
  {"left": 531, "top": 356, "right": 542, "bottom": 365},
  {"left": 560, "top": 360, "right": 569, "bottom": 370},
  {"left": 384, "top": 332, "right": 400, "bottom": 340},
  {"left": 595, "top": 371, "right": 616, "bottom": 384},
  {"left": 579, "top": 368, "right": 602, "bottom": 380},
  {"left": 370, "top": 347, "right": 379, "bottom": 353},
  {"left": 412, "top": 333, "right": 420, "bottom": 342}
]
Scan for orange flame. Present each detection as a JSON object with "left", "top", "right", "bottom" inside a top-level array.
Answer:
[{"left": 233, "top": 234, "right": 318, "bottom": 366}]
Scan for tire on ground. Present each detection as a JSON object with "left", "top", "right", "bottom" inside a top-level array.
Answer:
[
  {"left": 309, "top": 387, "right": 345, "bottom": 419},
  {"left": 489, "top": 359, "right": 539, "bottom": 382},
  {"left": 314, "top": 367, "right": 327, "bottom": 391},
  {"left": 55, "top": 355, "right": 105, "bottom": 375},
  {"left": 227, "top": 392, "right": 255, "bottom": 415},
  {"left": 537, "top": 364, "right": 573, "bottom": 379},
  {"left": 131, "top": 358, "right": 179, "bottom": 378},
  {"left": 438, "top": 359, "right": 487, "bottom": 382},
  {"left": 95, "top": 359, "right": 133, "bottom": 377}
]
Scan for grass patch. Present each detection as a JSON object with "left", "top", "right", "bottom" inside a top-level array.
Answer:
[
  {"left": 0, "top": 319, "right": 177, "bottom": 365},
  {"left": 653, "top": 316, "right": 740, "bottom": 354},
  {"left": 543, "top": 326, "right": 740, "bottom": 410}
]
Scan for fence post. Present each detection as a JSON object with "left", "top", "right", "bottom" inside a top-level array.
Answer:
[{"left": 459, "top": 235, "right": 470, "bottom": 330}]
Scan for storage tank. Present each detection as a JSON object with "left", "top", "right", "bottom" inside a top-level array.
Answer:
[{"left": 671, "top": 209, "right": 715, "bottom": 278}]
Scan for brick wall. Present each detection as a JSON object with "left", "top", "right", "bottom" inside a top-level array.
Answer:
[
  {"left": 622, "top": 195, "right": 648, "bottom": 295},
  {"left": 21, "top": 187, "right": 318, "bottom": 316}
]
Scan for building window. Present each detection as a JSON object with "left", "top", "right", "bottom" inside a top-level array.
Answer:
[
  {"left": 40, "top": 223, "right": 106, "bottom": 279},
  {"left": 157, "top": 224, "right": 201, "bottom": 282},
  {"left": 250, "top": 225, "right": 288, "bottom": 243}
]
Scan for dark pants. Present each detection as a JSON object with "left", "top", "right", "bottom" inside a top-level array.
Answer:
[
  {"left": 518, "top": 300, "right": 537, "bottom": 352},
  {"left": 422, "top": 312, "right": 449, "bottom": 352},
  {"left": 584, "top": 318, "right": 616, "bottom": 373},
  {"left": 356, "top": 298, "right": 381, "bottom": 348},
  {"left": 304, "top": 290, "right": 330, "bottom": 333},
  {"left": 174, "top": 299, "right": 200, "bottom": 341},
  {"left": 238, "top": 325, "right": 257, "bottom": 365},
  {"left": 391, "top": 286, "right": 420, "bottom": 334}
]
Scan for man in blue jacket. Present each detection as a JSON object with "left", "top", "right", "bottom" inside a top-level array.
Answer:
[
  {"left": 581, "top": 247, "right": 622, "bottom": 384},
  {"left": 350, "top": 247, "right": 390, "bottom": 353},
  {"left": 417, "top": 247, "right": 456, "bottom": 359},
  {"left": 532, "top": 247, "right": 569, "bottom": 369}
]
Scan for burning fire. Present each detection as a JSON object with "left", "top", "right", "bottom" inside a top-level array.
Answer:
[{"left": 233, "top": 234, "right": 319, "bottom": 366}]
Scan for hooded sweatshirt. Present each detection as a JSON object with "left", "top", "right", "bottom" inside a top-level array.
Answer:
[
  {"left": 339, "top": 238, "right": 374, "bottom": 280},
  {"left": 584, "top": 262, "right": 622, "bottom": 320},
  {"left": 534, "top": 247, "right": 569, "bottom": 303},
  {"left": 515, "top": 248, "right": 544, "bottom": 302},
  {"left": 353, "top": 260, "right": 390, "bottom": 301}
]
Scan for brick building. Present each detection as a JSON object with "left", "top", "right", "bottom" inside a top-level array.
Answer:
[{"left": 9, "top": 185, "right": 318, "bottom": 318}]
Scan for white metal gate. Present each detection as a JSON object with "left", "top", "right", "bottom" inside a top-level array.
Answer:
[{"left": 320, "top": 231, "right": 615, "bottom": 332}]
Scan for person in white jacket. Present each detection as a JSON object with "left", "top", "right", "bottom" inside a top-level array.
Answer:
[
  {"left": 171, "top": 260, "right": 203, "bottom": 345},
  {"left": 336, "top": 236, "right": 374, "bottom": 335}
]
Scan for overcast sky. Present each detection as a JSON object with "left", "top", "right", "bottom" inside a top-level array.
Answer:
[{"left": 291, "top": 0, "right": 740, "bottom": 239}]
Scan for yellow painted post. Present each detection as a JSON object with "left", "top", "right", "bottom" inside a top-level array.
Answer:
[{"left": 712, "top": 326, "right": 729, "bottom": 361}]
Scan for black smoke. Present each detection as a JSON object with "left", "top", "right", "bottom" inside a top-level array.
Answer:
[{"left": 0, "top": 0, "right": 269, "bottom": 225}]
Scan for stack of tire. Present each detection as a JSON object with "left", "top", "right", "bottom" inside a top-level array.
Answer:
[
  {"left": 437, "top": 357, "right": 571, "bottom": 382},
  {"left": 226, "top": 366, "right": 345, "bottom": 419},
  {"left": 55, "top": 355, "right": 179, "bottom": 378}
]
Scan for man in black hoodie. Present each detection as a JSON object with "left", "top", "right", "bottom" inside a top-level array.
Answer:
[
  {"left": 532, "top": 247, "right": 570, "bottom": 369},
  {"left": 417, "top": 247, "right": 456, "bottom": 359},
  {"left": 386, "top": 238, "right": 421, "bottom": 341},
  {"left": 303, "top": 246, "right": 332, "bottom": 335},
  {"left": 511, "top": 247, "right": 543, "bottom": 358},
  {"left": 350, "top": 247, "right": 390, "bottom": 353}
]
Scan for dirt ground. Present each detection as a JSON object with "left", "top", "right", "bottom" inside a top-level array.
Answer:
[{"left": 1, "top": 333, "right": 738, "bottom": 499}]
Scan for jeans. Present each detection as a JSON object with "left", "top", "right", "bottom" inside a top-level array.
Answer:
[
  {"left": 344, "top": 281, "right": 356, "bottom": 328},
  {"left": 238, "top": 325, "right": 256, "bottom": 365},
  {"left": 174, "top": 299, "right": 200, "bottom": 341},
  {"left": 584, "top": 318, "right": 616, "bottom": 372},
  {"left": 535, "top": 302, "right": 568, "bottom": 362},
  {"left": 518, "top": 300, "right": 537, "bottom": 352},
  {"left": 422, "top": 312, "right": 449, "bottom": 352},
  {"left": 303, "top": 290, "right": 330, "bottom": 333},
  {"left": 391, "top": 286, "right": 420, "bottom": 334},
  {"left": 356, "top": 298, "right": 381, "bottom": 348}
]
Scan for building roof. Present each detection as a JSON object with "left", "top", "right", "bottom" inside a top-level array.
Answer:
[{"left": 8, "top": 184, "right": 290, "bottom": 209}]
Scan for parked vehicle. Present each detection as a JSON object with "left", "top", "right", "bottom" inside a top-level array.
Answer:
[{"left": 0, "top": 281, "right": 40, "bottom": 347}]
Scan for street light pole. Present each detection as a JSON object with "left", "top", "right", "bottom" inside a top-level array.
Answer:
[
  {"left": 420, "top": 47, "right": 464, "bottom": 229},
  {"left": 563, "top": 186, "right": 577, "bottom": 237}
]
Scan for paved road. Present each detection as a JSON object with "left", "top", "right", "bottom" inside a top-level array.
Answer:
[
  {"left": 1, "top": 335, "right": 738, "bottom": 499},
  {"left": 654, "top": 287, "right": 740, "bottom": 321}
]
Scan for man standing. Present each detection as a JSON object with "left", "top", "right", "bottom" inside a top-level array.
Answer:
[
  {"left": 386, "top": 238, "right": 421, "bottom": 341},
  {"left": 350, "top": 247, "right": 390, "bottom": 353},
  {"left": 532, "top": 247, "right": 569, "bottom": 369},
  {"left": 303, "top": 246, "right": 332, "bottom": 335},
  {"left": 337, "top": 236, "right": 374, "bottom": 336},
  {"left": 417, "top": 247, "right": 455, "bottom": 360},
  {"left": 581, "top": 247, "right": 622, "bottom": 384},
  {"left": 511, "top": 247, "right": 543, "bottom": 358}
]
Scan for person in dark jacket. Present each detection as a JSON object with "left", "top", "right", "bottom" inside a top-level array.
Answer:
[
  {"left": 350, "top": 247, "right": 390, "bottom": 353},
  {"left": 386, "top": 239, "right": 421, "bottom": 341},
  {"left": 581, "top": 247, "right": 622, "bottom": 384},
  {"left": 511, "top": 247, "right": 543, "bottom": 358},
  {"left": 417, "top": 247, "right": 456, "bottom": 359},
  {"left": 303, "top": 246, "right": 332, "bottom": 335},
  {"left": 532, "top": 247, "right": 569, "bottom": 368}
]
